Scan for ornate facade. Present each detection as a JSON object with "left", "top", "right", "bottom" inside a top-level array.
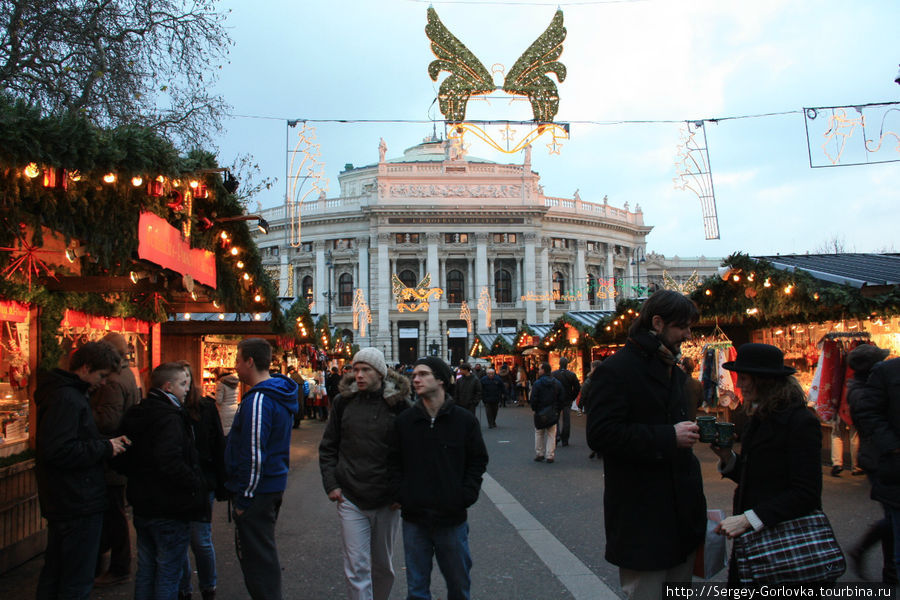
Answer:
[{"left": 254, "top": 136, "right": 714, "bottom": 364}]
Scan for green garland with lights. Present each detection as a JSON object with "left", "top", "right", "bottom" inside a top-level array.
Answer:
[
  {"left": 0, "top": 96, "right": 286, "bottom": 368},
  {"left": 689, "top": 253, "right": 900, "bottom": 326}
]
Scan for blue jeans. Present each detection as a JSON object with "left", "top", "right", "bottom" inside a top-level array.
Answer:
[
  {"left": 36, "top": 512, "right": 103, "bottom": 600},
  {"left": 180, "top": 494, "right": 217, "bottom": 593},
  {"left": 402, "top": 520, "right": 472, "bottom": 600},
  {"left": 134, "top": 516, "right": 191, "bottom": 600}
]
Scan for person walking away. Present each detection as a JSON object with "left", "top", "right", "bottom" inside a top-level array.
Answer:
[
  {"left": 850, "top": 346, "right": 900, "bottom": 582},
  {"left": 287, "top": 365, "right": 308, "bottom": 428},
  {"left": 224, "top": 338, "right": 299, "bottom": 599},
  {"left": 529, "top": 362, "right": 565, "bottom": 463},
  {"left": 551, "top": 357, "right": 580, "bottom": 447},
  {"left": 91, "top": 333, "right": 141, "bottom": 587},
  {"left": 178, "top": 362, "right": 227, "bottom": 600},
  {"left": 579, "top": 360, "right": 602, "bottom": 459},
  {"left": 515, "top": 366, "right": 528, "bottom": 406},
  {"left": 479, "top": 369, "right": 506, "bottom": 429},
  {"left": 120, "top": 362, "right": 205, "bottom": 600},
  {"left": 214, "top": 370, "right": 239, "bottom": 435},
  {"left": 319, "top": 347, "right": 411, "bottom": 600},
  {"left": 586, "top": 290, "right": 706, "bottom": 600},
  {"left": 394, "top": 357, "right": 488, "bottom": 600},
  {"left": 454, "top": 363, "right": 482, "bottom": 419},
  {"left": 35, "top": 341, "right": 127, "bottom": 600},
  {"left": 708, "top": 343, "right": 825, "bottom": 584}
]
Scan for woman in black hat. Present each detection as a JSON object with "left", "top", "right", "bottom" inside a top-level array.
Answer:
[{"left": 709, "top": 343, "right": 823, "bottom": 583}]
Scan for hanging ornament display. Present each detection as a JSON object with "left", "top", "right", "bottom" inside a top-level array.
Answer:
[
  {"left": 477, "top": 287, "right": 492, "bottom": 330},
  {"left": 352, "top": 289, "right": 372, "bottom": 337},
  {"left": 391, "top": 273, "right": 443, "bottom": 312},
  {"left": 286, "top": 121, "right": 329, "bottom": 247},
  {"left": 674, "top": 121, "right": 720, "bottom": 240}
]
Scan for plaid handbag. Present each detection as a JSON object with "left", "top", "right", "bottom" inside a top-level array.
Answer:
[{"left": 733, "top": 510, "right": 846, "bottom": 584}]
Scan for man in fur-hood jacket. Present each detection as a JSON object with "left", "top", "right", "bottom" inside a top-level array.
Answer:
[{"left": 319, "top": 347, "right": 411, "bottom": 600}]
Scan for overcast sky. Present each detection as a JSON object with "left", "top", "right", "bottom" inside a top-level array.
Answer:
[{"left": 211, "top": 0, "right": 900, "bottom": 259}]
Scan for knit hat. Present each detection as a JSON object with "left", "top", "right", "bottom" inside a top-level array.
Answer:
[
  {"left": 413, "top": 356, "right": 453, "bottom": 391},
  {"left": 352, "top": 347, "right": 387, "bottom": 378},
  {"left": 848, "top": 343, "right": 890, "bottom": 373}
]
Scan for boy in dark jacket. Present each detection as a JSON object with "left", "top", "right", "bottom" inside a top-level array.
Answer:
[
  {"left": 395, "top": 357, "right": 488, "bottom": 600},
  {"left": 121, "top": 362, "right": 203, "bottom": 600},
  {"left": 35, "top": 341, "right": 127, "bottom": 599}
]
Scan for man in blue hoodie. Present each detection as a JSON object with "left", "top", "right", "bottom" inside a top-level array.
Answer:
[{"left": 225, "top": 337, "right": 298, "bottom": 600}]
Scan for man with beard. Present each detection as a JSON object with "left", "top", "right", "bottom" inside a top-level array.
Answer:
[{"left": 585, "top": 290, "right": 706, "bottom": 600}]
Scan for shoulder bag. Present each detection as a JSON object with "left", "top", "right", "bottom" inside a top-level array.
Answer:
[{"left": 733, "top": 510, "right": 846, "bottom": 584}]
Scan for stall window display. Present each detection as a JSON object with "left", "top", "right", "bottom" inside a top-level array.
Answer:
[
  {"left": 0, "top": 317, "right": 30, "bottom": 449},
  {"left": 202, "top": 337, "right": 240, "bottom": 397}
]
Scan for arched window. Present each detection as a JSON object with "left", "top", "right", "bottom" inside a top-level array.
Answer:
[
  {"left": 338, "top": 273, "right": 353, "bottom": 307},
  {"left": 587, "top": 273, "right": 596, "bottom": 304},
  {"left": 447, "top": 269, "right": 465, "bottom": 304},
  {"left": 495, "top": 269, "right": 511, "bottom": 303},
  {"left": 399, "top": 269, "right": 417, "bottom": 288},
  {"left": 302, "top": 276, "right": 314, "bottom": 303},
  {"left": 553, "top": 271, "right": 565, "bottom": 300}
]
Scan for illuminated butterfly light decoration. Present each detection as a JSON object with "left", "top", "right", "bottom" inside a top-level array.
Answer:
[{"left": 426, "top": 7, "right": 570, "bottom": 155}]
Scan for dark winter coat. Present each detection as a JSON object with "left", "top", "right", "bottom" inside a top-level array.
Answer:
[
  {"left": 91, "top": 366, "right": 141, "bottom": 486},
  {"left": 479, "top": 375, "right": 506, "bottom": 405},
  {"left": 393, "top": 396, "right": 488, "bottom": 528},
  {"left": 848, "top": 376, "right": 878, "bottom": 474},
  {"left": 454, "top": 373, "right": 482, "bottom": 410},
  {"left": 585, "top": 330, "right": 707, "bottom": 571},
  {"left": 35, "top": 369, "right": 112, "bottom": 520},
  {"left": 529, "top": 374, "right": 565, "bottom": 429},
  {"left": 120, "top": 389, "right": 204, "bottom": 520},
  {"left": 723, "top": 404, "right": 822, "bottom": 524},
  {"left": 551, "top": 367, "right": 581, "bottom": 403},
  {"left": 319, "top": 370, "right": 411, "bottom": 510},
  {"left": 854, "top": 358, "right": 900, "bottom": 508},
  {"left": 187, "top": 396, "right": 228, "bottom": 520}
]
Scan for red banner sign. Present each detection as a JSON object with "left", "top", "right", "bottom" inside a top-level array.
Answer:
[
  {"left": 0, "top": 300, "right": 30, "bottom": 322},
  {"left": 137, "top": 212, "right": 216, "bottom": 288},
  {"left": 61, "top": 310, "right": 151, "bottom": 334}
]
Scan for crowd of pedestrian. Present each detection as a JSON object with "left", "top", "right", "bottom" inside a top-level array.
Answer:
[{"left": 30, "top": 288, "right": 900, "bottom": 599}]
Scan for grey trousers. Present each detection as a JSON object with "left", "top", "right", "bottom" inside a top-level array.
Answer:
[{"left": 234, "top": 491, "right": 283, "bottom": 600}]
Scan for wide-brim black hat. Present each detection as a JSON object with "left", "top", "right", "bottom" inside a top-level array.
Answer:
[{"left": 722, "top": 343, "right": 796, "bottom": 376}]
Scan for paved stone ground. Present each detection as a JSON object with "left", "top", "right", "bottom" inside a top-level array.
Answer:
[{"left": 0, "top": 404, "right": 885, "bottom": 599}]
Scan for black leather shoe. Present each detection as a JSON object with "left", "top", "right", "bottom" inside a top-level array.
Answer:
[{"left": 831, "top": 465, "right": 843, "bottom": 477}]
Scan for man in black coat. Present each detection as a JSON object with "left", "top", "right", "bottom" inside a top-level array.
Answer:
[
  {"left": 530, "top": 362, "right": 566, "bottom": 463},
  {"left": 854, "top": 356, "right": 900, "bottom": 579},
  {"left": 454, "top": 363, "right": 482, "bottom": 418},
  {"left": 551, "top": 356, "right": 580, "bottom": 447},
  {"left": 479, "top": 368, "right": 506, "bottom": 429},
  {"left": 586, "top": 290, "right": 706, "bottom": 599},
  {"left": 35, "top": 341, "right": 128, "bottom": 599},
  {"left": 394, "top": 357, "right": 488, "bottom": 600}
]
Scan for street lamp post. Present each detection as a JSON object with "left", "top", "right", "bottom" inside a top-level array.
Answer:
[{"left": 630, "top": 248, "right": 646, "bottom": 297}]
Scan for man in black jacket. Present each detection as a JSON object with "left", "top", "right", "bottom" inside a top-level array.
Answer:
[
  {"left": 479, "top": 368, "right": 506, "bottom": 429},
  {"left": 121, "top": 362, "right": 204, "bottom": 600},
  {"left": 586, "top": 290, "right": 706, "bottom": 600},
  {"left": 395, "top": 357, "right": 488, "bottom": 600},
  {"left": 855, "top": 356, "right": 900, "bottom": 580},
  {"left": 551, "top": 356, "right": 580, "bottom": 447},
  {"left": 35, "top": 341, "right": 128, "bottom": 599},
  {"left": 454, "top": 363, "right": 482, "bottom": 418}
]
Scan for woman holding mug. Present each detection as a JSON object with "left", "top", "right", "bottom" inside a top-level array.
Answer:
[{"left": 710, "top": 343, "right": 823, "bottom": 583}]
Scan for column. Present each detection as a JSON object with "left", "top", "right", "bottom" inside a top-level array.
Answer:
[
  {"left": 357, "top": 235, "right": 369, "bottom": 298},
  {"left": 377, "top": 233, "right": 391, "bottom": 347},
  {"left": 440, "top": 256, "right": 448, "bottom": 309},
  {"left": 575, "top": 240, "right": 588, "bottom": 310},
  {"left": 524, "top": 233, "right": 537, "bottom": 323},
  {"left": 279, "top": 254, "right": 289, "bottom": 297},
  {"left": 314, "top": 241, "right": 326, "bottom": 314},
  {"left": 605, "top": 245, "right": 616, "bottom": 311},
  {"left": 426, "top": 233, "right": 440, "bottom": 352},
  {"left": 475, "top": 234, "right": 488, "bottom": 330},
  {"left": 540, "top": 240, "right": 550, "bottom": 322}
]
